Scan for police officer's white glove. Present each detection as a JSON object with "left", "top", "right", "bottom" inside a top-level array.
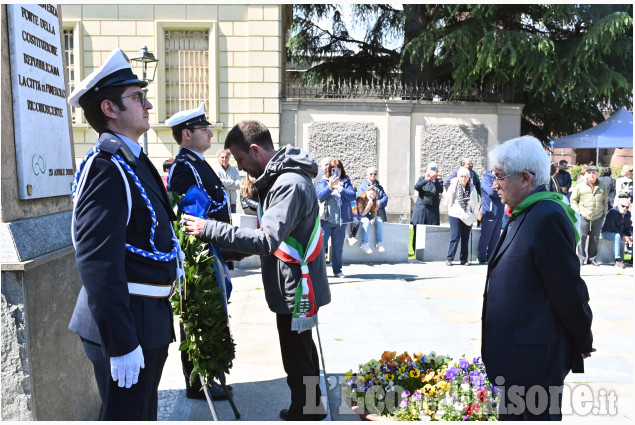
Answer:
[{"left": 110, "top": 345, "right": 145, "bottom": 388}]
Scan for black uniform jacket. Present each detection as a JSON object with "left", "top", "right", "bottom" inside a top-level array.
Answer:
[
  {"left": 169, "top": 147, "right": 231, "bottom": 223},
  {"left": 481, "top": 194, "right": 593, "bottom": 388},
  {"left": 69, "top": 132, "right": 177, "bottom": 357}
]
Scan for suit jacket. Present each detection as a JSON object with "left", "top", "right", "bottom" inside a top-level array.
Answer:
[
  {"left": 169, "top": 148, "right": 231, "bottom": 223},
  {"left": 69, "top": 132, "right": 177, "bottom": 357},
  {"left": 481, "top": 193, "right": 593, "bottom": 388}
]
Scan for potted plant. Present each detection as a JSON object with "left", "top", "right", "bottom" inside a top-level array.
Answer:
[{"left": 342, "top": 350, "right": 500, "bottom": 421}]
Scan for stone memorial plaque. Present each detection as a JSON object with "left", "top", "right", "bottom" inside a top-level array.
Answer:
[{"left": 7, "top": 4, "right": 74, "bottom": 199}]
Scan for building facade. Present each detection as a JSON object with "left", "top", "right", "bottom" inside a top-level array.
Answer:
[{"left": 62, "top": 3, "right": 284, "bottom": 171}]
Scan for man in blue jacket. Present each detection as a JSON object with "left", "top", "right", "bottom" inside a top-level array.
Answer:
[
  {"left": 482, "top": 136, "right": 594, "bottom": 420},
  {"left": 477, "top": 171, "right": 504, "bottom": 264},
  {"left": 444, "top": 157, "right": 482, "bottom": 194}
]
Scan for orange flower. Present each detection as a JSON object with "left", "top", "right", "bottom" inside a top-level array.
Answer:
[
  {"left": 414, "top": 351, "right": 424, "bottom": 359},
  {"left": 381, "top": 351, "right": 396, "bottom": 363},
  {"left": 397, "top": 353, "right": 406, "bottom": 362},
  {"left": 389, "top": 361, "right": 398, "bottom": 367}
]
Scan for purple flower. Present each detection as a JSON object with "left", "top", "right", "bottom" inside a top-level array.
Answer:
[
  {"left": 472, "top": 356, "right": 482, "bottom": 365},
  {"left": 458, "top": 358, "right": 470, "bottom": 371},
  {"left": 470, "top": 372, "right": 484, "bottom": 387},
  {"left": 462, "top": 415, "right": 469, "bottom": 421},
  {"left": 492, "top": 386, "right": 501, "bottom": 394},
  {"left": 414, "top": 392, "right": 423, "bottom": 401},
  {"left": 401, "top": 390, "right": 411, "bottom": 398},
  {"left": 446, "top": 366, "right": 459, "bottom": 380},
  {"left": 400, "top": 399, "right": 410, "bottom": 408}
]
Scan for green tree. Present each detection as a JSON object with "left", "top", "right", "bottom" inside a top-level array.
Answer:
[{"left": 287, "top": 4, "right": 633, "bottom": 141}]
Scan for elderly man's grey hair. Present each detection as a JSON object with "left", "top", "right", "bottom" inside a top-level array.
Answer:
[
  {"left": 457, "top": 166, "right": 471, "bottom": 178},
  {"left": 489, "top": 136, "right": 550, "bottom": 186}
]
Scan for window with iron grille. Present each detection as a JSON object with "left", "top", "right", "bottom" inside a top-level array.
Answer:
[
  {"left": 164, "top": 30, "right": 209, "bottom": 121},
  {"left": 63, "top": 28, "right": 77, "bottom": 123}
]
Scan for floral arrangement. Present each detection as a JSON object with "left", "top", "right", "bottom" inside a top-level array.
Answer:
[{"left": 342, "top": 350, "right": 500, "bottom": 421}]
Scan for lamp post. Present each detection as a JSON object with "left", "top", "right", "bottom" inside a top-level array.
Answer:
[{"left": 130, "top": 46, "right": 158, "bottom": 154}]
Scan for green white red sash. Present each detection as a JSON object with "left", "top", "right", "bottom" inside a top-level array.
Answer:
[{"left": 257, "top": 202, "right": 322, "bottom": 332}]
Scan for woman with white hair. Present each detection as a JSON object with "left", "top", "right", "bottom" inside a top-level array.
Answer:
[
  {"left": 411, "top": 162, "right": 444, "bottom": 252},
  {"left": 445, "top": 166, "right": 479, "bottom": 265}
]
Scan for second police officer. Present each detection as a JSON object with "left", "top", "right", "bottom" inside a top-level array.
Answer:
[{"left": 165, "top": 103, "right": 233, "bottom": 400}]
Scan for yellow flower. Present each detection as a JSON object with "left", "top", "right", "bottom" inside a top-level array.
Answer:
[
  {"left": 423, "top": 384, "right": 436, "bottom": 396},
  {"left": 435, "top": 381, "right": 451, "bottom": 392},
  {"left": 344, "top": 371, "right": 353, "bottom": 380},
  {"left": 422, "top": 370, "right": 436, "bottom": 382},
  {"left": 410, "top": 369, "right": 421, "bottom": 378},
  {"left": 385, "top": 373, "right": 395, "bottom": 381}
]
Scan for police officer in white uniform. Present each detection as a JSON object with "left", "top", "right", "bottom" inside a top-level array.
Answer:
[{"left": 68, "top": 48, "right": 180, "bottom": 420}]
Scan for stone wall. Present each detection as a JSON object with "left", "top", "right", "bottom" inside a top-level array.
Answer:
[
  {"left": 418, "top": 124, "right": 489, "bottom": 178},
  {"left": 307, "top": 121, "right": 377, "bottom": 188},
  {"left": 282, "top": 99, "right": 524, "bottom": 222}
]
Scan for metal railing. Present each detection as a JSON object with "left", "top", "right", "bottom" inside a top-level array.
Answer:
[{"left": 283, "top": 78, "right": 515, "bottom": 103}]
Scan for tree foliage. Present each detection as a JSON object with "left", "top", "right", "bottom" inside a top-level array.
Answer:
[{"left": 288, "top": 4, "right": 633, "bottom": 141}]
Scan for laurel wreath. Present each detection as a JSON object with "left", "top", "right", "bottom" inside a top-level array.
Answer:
[{"left": 169, "top": 192, "right": 236, "bottom": 386}]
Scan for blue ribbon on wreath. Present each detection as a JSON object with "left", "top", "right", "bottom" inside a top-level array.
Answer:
[{"left": 179, "top": 185, "right": 233, "bottom": 305}]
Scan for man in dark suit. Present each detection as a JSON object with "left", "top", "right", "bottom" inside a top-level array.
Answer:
[
  {"left": 68, "top": 48, "right": 180, "bottom": 420},
  {"left": 165, "top": 103, "right": 233, "bottom": 400},
  {"left": 482, "top": 136, "right": 594, "bottom": 420}
]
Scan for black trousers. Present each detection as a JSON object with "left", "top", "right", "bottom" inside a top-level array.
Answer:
[
  {"left": 447, "top": 216, "right": 471, "bottom": 262},
  {"left": 577, "top": 216, "right": 604, "bottom": 262},
  {"left": 276, "top": 314, "right": 322, "bottom": 416},
  {"left": 81, "top": 339, "right": 168, "bottom": 421},
  {"left": 497, "top": 384, "right": 563, "bottom": 421}
]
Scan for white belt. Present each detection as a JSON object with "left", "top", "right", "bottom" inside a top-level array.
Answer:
[{"left": 128, "top": 282, "right": 173, "bottom": 298}]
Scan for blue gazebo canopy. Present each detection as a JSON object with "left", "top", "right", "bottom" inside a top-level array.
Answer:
[{"left": 552, "top": 107, "right": 633, "bottom": 149}]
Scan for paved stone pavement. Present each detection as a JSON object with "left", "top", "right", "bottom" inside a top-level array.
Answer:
[{"left": 158, "top": 260, "right": 633, "bottom": 421}]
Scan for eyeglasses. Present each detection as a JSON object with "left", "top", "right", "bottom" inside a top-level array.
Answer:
[
  {"left": 493, "top": 171, "right": 535, "bottom": 185},
  {"left": 493, "top": 173, "right": 518, "bottom": 184},
  {"left": 120, "top": 91, "right": 147, "bottom": 107}
]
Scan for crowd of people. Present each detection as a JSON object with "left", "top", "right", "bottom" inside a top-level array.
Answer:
[{"left": 409, "top": 157, "right": 633, "bottom": 268}]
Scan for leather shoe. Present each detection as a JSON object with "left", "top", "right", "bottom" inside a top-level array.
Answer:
[
  {"left": 478, "top": 257, "right": 488, "bottom": 265},
  {"left": 279, "top": 408, "right": 327, "bottom": 421}
]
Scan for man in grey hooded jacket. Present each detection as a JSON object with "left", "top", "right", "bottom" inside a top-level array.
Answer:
[{"left": 182, "top": 120, "right": 330, "bottom": 421}]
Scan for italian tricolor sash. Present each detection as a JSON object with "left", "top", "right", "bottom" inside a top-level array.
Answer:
[{"left": 257, "top": 202, "right": 323, "bottom": 333}]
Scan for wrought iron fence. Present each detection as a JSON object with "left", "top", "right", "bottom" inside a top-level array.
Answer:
[{"left": 283, "top": 79, "right": 515, "bottom": 103}]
